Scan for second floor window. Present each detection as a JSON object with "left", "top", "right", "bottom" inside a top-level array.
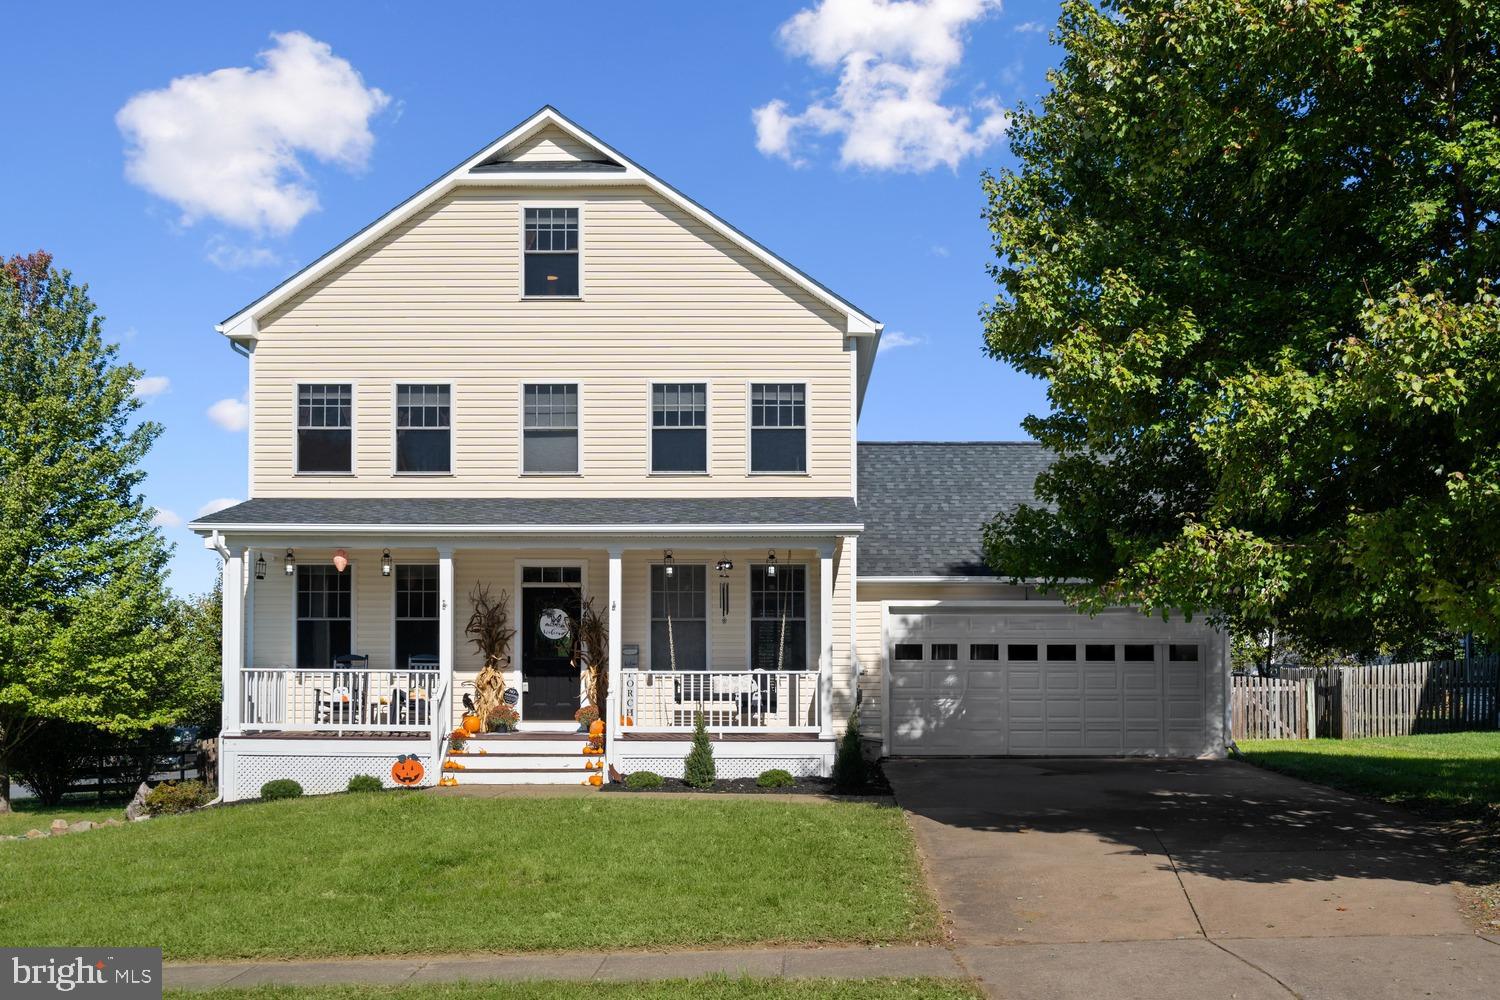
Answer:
[
  {"left": 395, "top": 383, "right": 451, "bottom": 474},
  {"left": 523, "top": 207, "right": 579, "bottom": 297},
  {"left": 523, "top": 383, "right": 579, "bottom": 473},
  {"left": 297, "top": 383, "right": 352, "bottom": 474},
  {"left": 651, "top": 382, "right": 707, "bottom": 473},
  {"left": 749, "top": 382, "right": 806, "bottom": 473}
]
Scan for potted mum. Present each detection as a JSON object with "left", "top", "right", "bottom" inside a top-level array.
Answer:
[
  {"left": 486, "top": 703, "right": 520, "bottom": 733},
  {"left": 574, "top": 705, "right": 599, "bottom": 734}
]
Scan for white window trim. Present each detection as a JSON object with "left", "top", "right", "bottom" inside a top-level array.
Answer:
[
  {"left": 390, "top": 381, "right": 455, "bottom": 477},
  {"left": 744, "top": 380, "right": 811, "bottom": 477},
  {"left": 518, "top": 202, "right": 585, "bottom": 301},
  {"left": 745, "top": 560, "right": 812, "bottom": 672},
  {"left": 644, "top": 560, "right": 712, "bottom": 671},
  {"left": 647, "top": 379, "right": 712, "bottom": 477},
  {"left": 518, "top": 380, "right": 583, "bottom": 476},
  {"left": 293, "top": 379, "right": 357, "bottom": 478}
]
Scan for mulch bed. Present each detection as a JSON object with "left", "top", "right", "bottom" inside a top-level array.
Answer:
[{"left": 601, "top": 765, "right": 893, "bottom": 797}]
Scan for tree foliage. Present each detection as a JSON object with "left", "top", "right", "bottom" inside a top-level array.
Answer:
[
  {"left": 0, "top": 251, "right": 213, "bottom": 809},
  {"left": 981, "top": 2, "right": 1500, "bottom": 654}
]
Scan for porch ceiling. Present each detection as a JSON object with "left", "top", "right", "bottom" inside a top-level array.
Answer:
[{"left": 190, "top": 496, "right": 861, "bottom": 536}]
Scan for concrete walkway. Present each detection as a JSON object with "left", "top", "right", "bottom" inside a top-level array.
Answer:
[
  {"left": 165, "top": 945, "right": 963, "bottom": 990},
  {"left": 887, "top": 757, "right": 1500, "bottom": 999}
]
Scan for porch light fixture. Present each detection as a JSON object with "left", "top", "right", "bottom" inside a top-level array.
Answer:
[
  {"left": 381, "top": 549, "right": 392, "bottom": 577},
  {"left": 765, "top": 549, "right": 777, "bottom": 578},
  {"left": 283, "top": 548, "right": 296, "bottom": 576},
  {"left": 254, "top": 552, "right": 266, "bottom": 580},
  {"left": 663, "top": 549, "right": 674, "bottom": 578}
]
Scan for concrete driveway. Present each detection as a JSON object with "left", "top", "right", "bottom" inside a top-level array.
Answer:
[{"left": 886, "top": 757, "right": 1499, "bottom": 1000}]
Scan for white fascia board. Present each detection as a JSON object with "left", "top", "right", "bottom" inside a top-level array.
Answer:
[
  {"left": 187, "top": 521, "right": 864, "bottom": 537},
  {"left": 858, "top": 575, "right": 1012, "bottom": 584},
  {"left": 216, "top": 107, "right": 880, "bottom": 338}
]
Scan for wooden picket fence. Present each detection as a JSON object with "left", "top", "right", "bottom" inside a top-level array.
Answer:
[{"left": 1232, "top": 655, "right": 1500, "bottom": 740}]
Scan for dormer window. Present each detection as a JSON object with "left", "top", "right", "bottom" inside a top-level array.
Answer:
[{"left": 523, "top": 207, "right": 579, "bottom": 297}]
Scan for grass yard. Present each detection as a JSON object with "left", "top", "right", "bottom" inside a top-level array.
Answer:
[
  {"left": 0, "top": 792, "right": 937, "bottom": 961},
  {"left": 169, "top": 978, "right": 981, "bottom": 1000},
  {"left": 1237, "top": 732, "right": 1500, "bottom": 821},
  {"left": 0, "top": 795, "right": 125, "bottom": 836}
]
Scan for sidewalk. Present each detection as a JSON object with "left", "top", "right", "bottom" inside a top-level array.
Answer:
[{"left": 165, "top": 945, "right": 964, "bottom": 990}]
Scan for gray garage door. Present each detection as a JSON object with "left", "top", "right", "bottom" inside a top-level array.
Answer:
[{"left": 887, "top": 611, "right": 1215, "bottom": 756}]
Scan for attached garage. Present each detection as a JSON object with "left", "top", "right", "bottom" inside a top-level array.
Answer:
[
  {"left": 882, "top": 605, "right": 1225, "bottom": 757},
  {"left": 856, "top": 443, "right": 1229, "bottom": 760}
]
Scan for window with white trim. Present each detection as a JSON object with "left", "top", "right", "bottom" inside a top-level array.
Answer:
[
  {"left": 522, "top": 383, "right": 578, "bottom": 473},
  {"left": 749, "top": 383, "right": 806, "bottom": 473},
  {"left": 395, "top": 384, "right": 450, "bottom": 473},
  {"left": 523, "top": 207, "right": 579, "bottom": 297},
  {"left": 651, "top": 382, "right": 707, "bottom": 473},
  {"left": 749, "top": 564, "right": 807, "bottom": 670},
  {"left": 394, "top": 565, "right": 439, "bottom": 670},
  {"left": 650, "top": 564, "right": 706, "bottom": 670},
  {"left": 296, "top": 565, "right": 351, "bottom": 668},
  {"left": 296, "top": 383, "right": 352, "bottom": 473}
]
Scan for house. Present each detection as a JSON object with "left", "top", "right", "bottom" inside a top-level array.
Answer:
[{"left": 190, "top": 107, "right": 1227, "bottom": 800}]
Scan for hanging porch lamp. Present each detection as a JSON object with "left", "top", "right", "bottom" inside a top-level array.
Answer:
[
  {"left": 663, "top": 549, "right": 674, "bottom": 578},
  {"left": 254, "top": 552, "right": 267, "bottom": 580},
  {"left": 381, "top": 548, "right": 393, "bottom": 577},
  {"left": 765, "top": 549, "right": 777, "bottom": 578},
  {"left": 283, "top": 548, "right": 296, "bottom": 576}
]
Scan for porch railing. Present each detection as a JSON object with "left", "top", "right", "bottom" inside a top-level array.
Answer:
[
  {"left": 240, "top": 668, "right": 441, "bottom": 733},
  {"left": 620, "top": 670, "right": 819, "bottom": 733}
]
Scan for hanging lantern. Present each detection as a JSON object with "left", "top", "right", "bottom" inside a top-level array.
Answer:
[
  {"left": 332, "top": 549, "right": 349, "bottom": 573},
  {"left": 283, "top": 548, "right": 296, "bottom": 576},
  {"left": 663, "top": 549, "right": 674, "bottom": 578},
  {"left": 254, "top": 552, "right": 267, "bottom": 580},
  {"left": 381, "top": 548, "right": 392, "bottom": 577},
  {"left": 766, "top": 549, "right": 777, "bottom": 578}
]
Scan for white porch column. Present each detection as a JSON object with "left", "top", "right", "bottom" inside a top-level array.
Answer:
[
  {"left": 605, "top": 546, "right": 624, "bottom": 774},
  {"left": 220, "top": 547, "right": 245, "bottom": 740},
  {"left": 818, "top": 542, "right": 835, "bottom": 739},
  {"left": 437, "top": 547, "right": 455, "bottom": 733}
]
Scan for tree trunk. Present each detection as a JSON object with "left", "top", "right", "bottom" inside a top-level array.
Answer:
[{"left": 0, "top": 764, "right": 11, "bottom": 814}]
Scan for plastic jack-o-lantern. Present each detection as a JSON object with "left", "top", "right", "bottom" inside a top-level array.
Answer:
[{"left": 390, "top": 754, "right": 425, "bottom": 786}]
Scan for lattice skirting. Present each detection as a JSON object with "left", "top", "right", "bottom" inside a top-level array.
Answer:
[
  {"left": 230, "top": 753, "right": 435, "bottom": 799},
  {"left": 615, "top": 756, "right": 826, "bottom": 780}
]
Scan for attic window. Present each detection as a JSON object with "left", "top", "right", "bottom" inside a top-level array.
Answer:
[{"left": 523, "top": 207, "right": 579, "bottom": 297}]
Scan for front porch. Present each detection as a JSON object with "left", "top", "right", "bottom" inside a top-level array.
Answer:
[{"left": 211, "top": 534, "right": 857, "bottom": 797}]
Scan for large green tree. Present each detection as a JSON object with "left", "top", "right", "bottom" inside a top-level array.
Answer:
[
  {"left": 0, "top": 251, "right": 212, "bottom": 811},
  {"left": 982, "top": 1, "right": 1500, "bottom": 655}
]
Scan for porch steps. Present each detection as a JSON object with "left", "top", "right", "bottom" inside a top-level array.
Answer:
[{"left": 442, "top": 732, "right": 602, "bottom": 786}]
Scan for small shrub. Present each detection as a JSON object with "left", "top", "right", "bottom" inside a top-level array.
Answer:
[
  {"left": 347, "top": 774, "right": 383, "bottom": 793},
  {"left": 449, "top": 735, "right": 466, "bottom": 752},
  {"left": 260, "top": 778, "right": 303, "bottom": 801},
  {"left": 144, "top": 780, "right": 210, "bottom": 815},
  {"left": 757, "top": 768, "right": 796, "bottom": 788},
  {"left": 831, "top": 715, "right": 868, "bottom": 791},
  {"left": 625, "top": 770, "right": 664, "bottom": 790},
  {"left": 683, "top": 712, "right": 717, "bottom": 789},
  {"left": 574, "top": 704, "right": 600, "bottom": 731}
]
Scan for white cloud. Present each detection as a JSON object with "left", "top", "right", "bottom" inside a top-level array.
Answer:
[
  {"left": 878, "top": 330, "right": 926, "bottom": 352},
  {"left": 929, "top": 244, "right": 950, "bottom": 257},
  {"left": 1013, "top": 20, "right": 1047, "bottom": 33},
  {"left": 206, "top": 237, "right": 283, "bottom": 271},
  {"left": 753, "top": 0, "right": 1009, "bottom": 172},
  {"left": 150, "top": 508, "right": 183, "bottom": 529},
  {"left": 207, "top": 397, "right": 249, "bottom": 431},
  {"left": 132, "top": 375, "right": 171, "bottom": 398},
  {"left": 196, "top": 498, "right": 241, "bottom": 518},
  {"left": 116, "top": 31, "right": 390, "bottom": 234}
]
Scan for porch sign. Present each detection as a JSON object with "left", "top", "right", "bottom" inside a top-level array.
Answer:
[{"left": 4, "top": 948, "right": 161, "bottom": 999}]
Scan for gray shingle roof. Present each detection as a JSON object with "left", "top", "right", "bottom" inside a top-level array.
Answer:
[
  {"left": 190, "top": 496, "right": 861, "bottom": 530},
  {"left": 857, "top": 442, "right": 1054, "bottom": 577}
]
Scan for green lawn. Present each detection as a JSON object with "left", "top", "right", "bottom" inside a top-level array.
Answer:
[
  {"left": 0, "top": 792, "right": 937, "bottom": 961},
  {"left": 171, "top": 978, "right": 979, "bottom": 1000},
  {"left": 1237, "top": 732, "right": 1500, "bottom": 820},
  {"left": 0, "top": 796, "right": 126, "bottom": 836}
]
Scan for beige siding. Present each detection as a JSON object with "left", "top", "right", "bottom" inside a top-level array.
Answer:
[
  {"left": 499, "top": 124, "right": 602, "bottom": 163},
  {"left": 251, "top": 185, "right": 854, "bottom": 497},
  {"left": 855, "top": 580, "right": 1030, "bottom": 735}
]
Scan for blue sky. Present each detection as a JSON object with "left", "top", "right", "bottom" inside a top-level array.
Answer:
[{"left": 2, "top": 1, "right": 1062, "bottom": 593}]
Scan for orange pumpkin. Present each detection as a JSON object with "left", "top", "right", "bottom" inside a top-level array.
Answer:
[
  {"left": 587, "top": 774, "right": 603, "bottom": 786},
  {"left": 588, "top": 719, "right": 605, "bottom": 739},
  {"left": 462, "top": 714, "right": 483, "bottom": 735},
  {"left": 390, "top": 755, "right": 425, "bottom": 786}
]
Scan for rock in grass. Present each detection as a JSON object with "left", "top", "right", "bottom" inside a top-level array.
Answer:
[
  {"left": 25, "top": 829, "right": 46, "bottom": 839},
  {"left": 68, "top": 821, "right": 94, "bottom": 833},
  {"left": 49, "top": 819, "right": 68, "bottom": 834},
  {"left": 124, "top": 782, "right": 151, "bottom": 821}
]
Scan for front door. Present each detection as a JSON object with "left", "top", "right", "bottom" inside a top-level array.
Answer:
[{"left": 521, "top": 585, "right": 582, "bottom": 721}]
